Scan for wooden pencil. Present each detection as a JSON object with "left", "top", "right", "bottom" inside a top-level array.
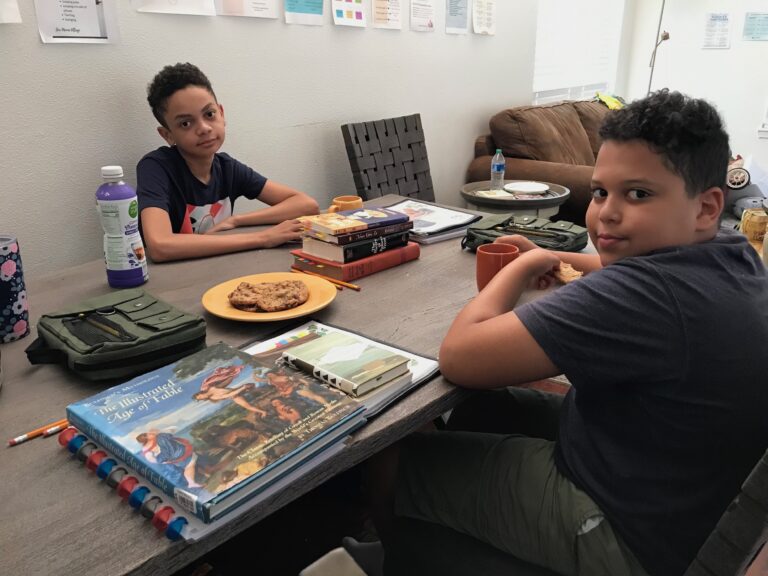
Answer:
[{"left": 290, "top": 267, "right": 361, "bottom": 291}]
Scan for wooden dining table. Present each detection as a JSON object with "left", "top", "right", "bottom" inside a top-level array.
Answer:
[{"left": 0, "top": 195, "right": 482, "bottom": 576}]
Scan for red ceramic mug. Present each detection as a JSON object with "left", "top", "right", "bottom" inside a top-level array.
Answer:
[{"left": 476, "top": 243, "right": 520, "bottom": 291}]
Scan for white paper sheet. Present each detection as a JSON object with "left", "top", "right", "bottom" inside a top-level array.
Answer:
[
  {"left": 703, "top": 12, "right": 730, "bottom": 49},
  {"left": 214, "top": 0, "right": 278, "bottom": 18},
  {"left": 285, "top": 0, "right": 324, "bottom": 25},
  {"left": 743, "top": 12, "right": 768, "bottom": 41},
  {"left": 410, "top": 0, "right": 435, "bottom": 32},
  {"left": 130, "top": 0, "right": 215, "bottom": 15},
  {"left": 445, "top": 0, "right": 468, "bottom": 34},
  {"left": 372, "top": 0, "right": 400, "bottom": 30},
  {"left": 0, "top": 0, "right": 22, "bottom": 23},
  {"left": 332, "top": 0, "right": 366, "bottom": 27},
  {"left": 34, "top": 0, "right": 120, "bottom": 44},
  {"left": 473, "top": 0, "right": 495, "bottom": 35}
]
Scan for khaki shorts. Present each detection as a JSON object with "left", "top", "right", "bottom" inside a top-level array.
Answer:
[{"left": 395, "top": 430, "right": 649, "bottom": 576}]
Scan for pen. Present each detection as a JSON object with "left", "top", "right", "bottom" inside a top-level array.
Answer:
[
  {"left": 290, "top": 268, "right": 344, "bottom": 290},
  {"left": 8, "top": 418, "right": 69, "bottom": 447},
  {"left": 290, "top": 267, "right": 361, "bottom": 292}
]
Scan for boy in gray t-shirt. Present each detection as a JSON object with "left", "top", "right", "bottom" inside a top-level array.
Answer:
[{"left": 377, "top": 90, "right": 768, "bottom": 576}]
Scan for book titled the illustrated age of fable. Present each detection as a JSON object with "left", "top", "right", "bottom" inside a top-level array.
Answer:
[{"left": 66, "top": 343, "right": 364, "bottom": 523}]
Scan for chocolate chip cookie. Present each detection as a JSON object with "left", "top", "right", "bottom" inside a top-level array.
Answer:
[{"left": 228, "top": 280, "right": 309, "bottom": 312}]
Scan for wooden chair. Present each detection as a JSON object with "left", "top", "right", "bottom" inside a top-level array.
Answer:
[
  {"left": 385, "top": 448, "right": 768, "bottom": 576},
  {"left": 341, "top": 114, "right": 435, "bottom": 202}
]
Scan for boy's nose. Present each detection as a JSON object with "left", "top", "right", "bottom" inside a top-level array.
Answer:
[{"left": 599, "top": 196, "right": 622, "bottom": 223}]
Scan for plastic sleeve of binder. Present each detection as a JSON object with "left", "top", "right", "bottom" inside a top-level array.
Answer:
[{"left": 58, "top": 427, "right": 190, "bottom": 541}]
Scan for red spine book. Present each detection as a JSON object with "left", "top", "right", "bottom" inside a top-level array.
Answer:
[{"left": 291, "top": 242, "right": 421, "bottom": 282}]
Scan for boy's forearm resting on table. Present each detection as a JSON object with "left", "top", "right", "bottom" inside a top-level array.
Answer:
[
  {"left": 228, "top": 188, "right": 319, "bottom": 228},
  {"left": 439, "top": 253, "right": 560, "bottom": 388}
]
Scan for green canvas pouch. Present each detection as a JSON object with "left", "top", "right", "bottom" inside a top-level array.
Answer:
[
  {"left": 462, "top": 214, "right": 588, "bottom": 253},
  {"left": 25, "top": 289, "right": 206, "bottom": 381}
]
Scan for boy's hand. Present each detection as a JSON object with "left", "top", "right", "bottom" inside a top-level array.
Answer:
[
  {"left": 516, "top": 248, "right": 561, "bottom": 290},
  {"left": 495, "top": 234, "right": 538, "bottom": 253},
  {"left": 258, "top": 219, "right": 305, "bottom": 248}
]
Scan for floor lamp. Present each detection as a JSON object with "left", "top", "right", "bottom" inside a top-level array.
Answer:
[{"left": 648, "top": 0, "right": 670, "bottom": 95}]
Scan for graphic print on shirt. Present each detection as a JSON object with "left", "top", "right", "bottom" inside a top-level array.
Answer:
[{"left": 182, "top": 199, "right": 233, "bottom": 234}]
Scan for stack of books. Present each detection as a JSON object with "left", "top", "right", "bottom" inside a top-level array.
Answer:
[
  {"left": 294, "top": 208, "right": 420, "bottom": 281},
  {"left": 62, "top": 321, "right": 439, "bottom": 541}
]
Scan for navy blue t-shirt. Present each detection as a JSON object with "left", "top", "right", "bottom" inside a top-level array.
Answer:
[
  {"left": 136, "top": 146, "right": 267, "bottom": 234},
  {"left": 516, "top": 232, "right": 768, "bottom": 576}
]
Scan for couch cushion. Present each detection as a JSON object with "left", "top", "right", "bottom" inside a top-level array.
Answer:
[
  {"left": 490, "top": 102, "right": 596, "bottom": 167},
  {"left": 572, "top": 100, "right": 610, "bottom": 159}
]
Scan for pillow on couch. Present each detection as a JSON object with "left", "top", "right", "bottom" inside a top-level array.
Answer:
[
  {"left": 571, "top": 100, "right": 610, "bottom": 159},
  {"left": 489, "top": 102, "right": 596, "bottom": 167}
]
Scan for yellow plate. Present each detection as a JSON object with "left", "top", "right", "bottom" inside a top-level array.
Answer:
[{"left": 201, "top": 272, "right": 337, "bottom": 322}]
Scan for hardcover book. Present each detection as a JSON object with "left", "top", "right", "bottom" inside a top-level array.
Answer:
[
  {"left": 66, "top": 343, "right": 364, "bottom": 523},
  {"left": 291, "top": 242, "right": 420, "bottom": 282},
  {"left": 299, "top": 208, "right": 408, "bottom": 235},
  {"left": 301, "top": 231, "right": 410, "bottom": 263},
  {"left": 303, "top": 220, "right": 413, "bottom": 245},
  {"left": 63, "top": 322, "right": 439, "bottom": 541},
  {"left": 281, "top": 331, "right": 411, "bottom": 396},
  {"left": 385, "top": 199, "right": 482, "bottom": 242}
]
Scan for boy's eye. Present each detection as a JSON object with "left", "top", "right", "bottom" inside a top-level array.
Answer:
[
  {"left": 628, "top": 189, "right": 651, "bottom": 200},
  {"left": 205, "top": 110, "right": 217, "bottom": 118},
  {"left": 590, "top": 188, "right": 607, "bottom": 199},
  {"left": 179, "top": 120, "right": 191, "bottom": 129}
]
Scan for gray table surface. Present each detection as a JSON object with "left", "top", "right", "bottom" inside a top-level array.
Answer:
[{"left": 0, "top": 195, "right": 480, "bottom": 576}]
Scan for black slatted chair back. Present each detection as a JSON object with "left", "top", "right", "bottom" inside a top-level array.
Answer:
[
  {"left": 341, "top": 114, "right": 435, "bottom": 202},
  {"left": 683, "top": 448, "right": 768, "bottom": 576}
]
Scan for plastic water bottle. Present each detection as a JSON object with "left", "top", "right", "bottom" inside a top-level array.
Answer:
[
  {"left": 490, "top": 149, "right": 505, "bottom": 191},
  {"left": 96, "top": 166, "right": 148, "bottom": 288}
]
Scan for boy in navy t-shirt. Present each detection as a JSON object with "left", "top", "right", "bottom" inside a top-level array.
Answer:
[
  {"left": 377, "top": 90, "right": 768, "bottom": 576},
  {"left": 137, "top": 63, "right": 319, "bottom": 262}
]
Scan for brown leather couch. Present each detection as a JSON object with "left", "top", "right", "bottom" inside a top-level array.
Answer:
[{"left": 467, "top": 100, "right": 610, "bottom": 225}]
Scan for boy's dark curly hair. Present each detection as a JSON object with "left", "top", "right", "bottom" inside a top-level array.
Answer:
[
  {"left": 147, "top": 63, "right": 216, "bottom": 128},
  {"left": 599, "top": 89, "right": 730, "bottom": 197}
]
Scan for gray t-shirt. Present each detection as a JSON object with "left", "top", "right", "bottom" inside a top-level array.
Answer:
[{"left": 516, "top": 232, "right": 768, "bottom": 576}]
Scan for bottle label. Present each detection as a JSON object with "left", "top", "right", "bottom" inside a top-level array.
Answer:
[
  {"left": 491, "top": 163, "right": 505, "bottom": 173},
  {"left": 103, "top": 233, "right": 148, "bottom": 275},
  {"left": 97, "top": 198, "right": 140, "bottom": 237}
]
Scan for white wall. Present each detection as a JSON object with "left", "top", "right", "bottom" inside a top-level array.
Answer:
[
  {"left": 620, "top": 0, "right": 768, "bottom": 168},
  {"left": 0, "top": 2, "right": 538, "bottom": 276}
]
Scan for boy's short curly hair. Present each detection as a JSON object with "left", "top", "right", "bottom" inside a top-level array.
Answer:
[
  {"left": 147, "top": 63, "right": 216, "bottom": 128},
  {"left": 599, "top": 89, "right": 730, "bottom": 197}
]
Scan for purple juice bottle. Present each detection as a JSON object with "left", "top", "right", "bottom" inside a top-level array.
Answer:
[{"left": 96, "top": 166, "right": 148, "bottom": 288}]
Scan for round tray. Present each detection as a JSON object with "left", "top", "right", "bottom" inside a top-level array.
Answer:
[{"left": 461, "top": 180, "right": 570, "bottom": 209}]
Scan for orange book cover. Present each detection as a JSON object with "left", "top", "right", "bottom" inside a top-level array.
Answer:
[{"left": 291, "top": 242, "right": 421, "bottom": 282}]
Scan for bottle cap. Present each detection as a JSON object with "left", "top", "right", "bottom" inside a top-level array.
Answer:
[
  {"left": 101, "top": 165, "right": 124, "bottom": 179},
  {"left": 495, "top": 149, "right": 502, "bottom": 153}
]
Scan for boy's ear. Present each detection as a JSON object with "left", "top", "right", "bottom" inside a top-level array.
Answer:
[
  {"left": 157, "top": 125, "right": 174, "bottom": 146},
  {"left": 219, "top": 103, "right": 226, "bottom": 125},
  {"left": 696, "top": 186, "right": 724, "bottom": 230}
]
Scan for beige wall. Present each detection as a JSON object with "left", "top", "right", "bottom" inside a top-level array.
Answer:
[
  {"left": 620, "top": 0, "right": 768, "bottom": 168},
  {"left": 1, "top": 2, "right": 538, "bottom": 276}
]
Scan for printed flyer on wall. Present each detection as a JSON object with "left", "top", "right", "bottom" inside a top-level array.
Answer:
[
  {"left": 372, "top": 0, "right": 400, "bottom": 30},
  {"left": 34, "top": 0, "right": 120, "bottom": 43},
  {"left": 285, "top": 0, "right": 324, "bottom": 25},
  {"left": 410, "top": 0, "right": 435, "bottom": 32},
  {"left": 130, "top": 0, "right": 216, "bottom": 16},
  {"left": 332, "top": 0, "right": 366, "bottom": 27},
  {"left": 215, "top": 0, "right": 278, "bottom": 19},
  {"left": 446, "top": 0, "right": 469, "bottom": 34}
]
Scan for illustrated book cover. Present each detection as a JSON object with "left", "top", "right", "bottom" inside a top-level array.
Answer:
[
  {"left": 385, "top": 199, "right": 481, "bottom": 240},
  {"left": 303, "top": 220, "right": 413, "bottom": 245},
  {"left": 301, "top": 230, "right": 410, "bottom": 263},
  {"left": 281, "top": 331, "right": 411, "bottom": 396},
  {"left": 245, "top": 321, "right": 440, "bottom": 417},
  {"left": 299, "top": 208, "right": 409, "bottom": 235},
  {"left": 66, "top": 342, "right": 364, "bottom": 523},
  {"left": 290, "top": 242, "right": 420, "bottom": 282}
]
